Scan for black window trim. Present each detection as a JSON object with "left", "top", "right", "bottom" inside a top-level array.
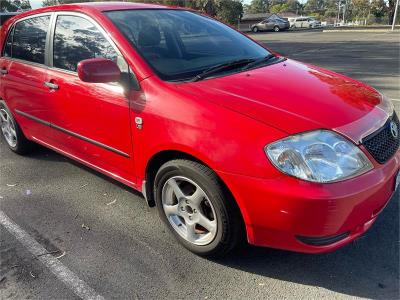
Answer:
[
  {"left": 1, "top": 23, "right": 15, "bottom": 58},
  {"left": 1, "top": 12, "right": 53, "bottom": 69}
]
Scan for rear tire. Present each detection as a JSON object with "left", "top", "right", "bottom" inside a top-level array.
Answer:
[
  {"left": 154, "top": 159, "right": 243, "bottom": 257},
  {"left": 0, "top": 101, "right": 35, "bottom": 155},
  {"left": 273, "top": 26, "right": 280, "bottom": 32}
]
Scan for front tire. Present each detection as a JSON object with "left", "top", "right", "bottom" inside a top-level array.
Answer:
[
  {"left": 273, "top": 26, "right": 280, "bottom": 32},
  {"left": 154, "top": 159, "right": 243, "bottom": 257},
  {"left": 0, "top": 101, "right": 34, "bottom": 155},
  {"left": 252, "top": 26, "right": 259, "bottom": 33}
]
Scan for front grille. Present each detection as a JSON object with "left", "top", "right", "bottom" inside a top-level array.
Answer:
[{"left": 362, "top": 112, "right": 400, "bottom": 164}]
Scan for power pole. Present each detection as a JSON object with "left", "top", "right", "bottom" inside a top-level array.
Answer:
[{"left": 392, "top": 0, "right": 399, "bottom": 31}]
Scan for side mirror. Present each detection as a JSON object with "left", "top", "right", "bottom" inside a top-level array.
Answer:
[{"left": 77, "top": 58, "right": 121, "bottom": 83}]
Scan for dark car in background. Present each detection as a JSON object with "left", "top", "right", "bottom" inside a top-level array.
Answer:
[{"left": 251, "top": 18, "right": 290, "bottom": 32}]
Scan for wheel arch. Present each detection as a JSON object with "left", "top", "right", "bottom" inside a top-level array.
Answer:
[
  {"left": 144, "top": 151, "right": 243, "bottom": 219},
  {"left": 144, "top": 149, "right": 247, "bottom": 241},
  {"left": 144, "top": 150, "right": 210, "bottom": 206}
]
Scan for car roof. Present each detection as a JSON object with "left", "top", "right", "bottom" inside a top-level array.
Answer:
[
  {"left": 65, "top": 1, "right": 170, "bottom": 11},
  {"left": 0, "top": 0, "right": 182, "bottom": 27},
  {"left": 5, "top": 1, "right": 177, "bottom": 22}
]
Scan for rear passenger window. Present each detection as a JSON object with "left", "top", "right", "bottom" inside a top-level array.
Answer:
[
  {"left": 3, "top": 26, "right": 13, "bottom": 57},
  {"left": 12, "top": 15, "right": 50, "bottom": 64},
  {"left": 53, "top": 15, "right": 117, "bottom": 72}
]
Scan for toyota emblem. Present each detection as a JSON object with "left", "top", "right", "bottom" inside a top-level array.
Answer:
[{"left": 390, "top": 121, "right": 398, "bottom": 139}]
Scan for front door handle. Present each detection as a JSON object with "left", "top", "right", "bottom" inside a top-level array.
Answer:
[
  {"left": 44, "top": 81, "right": 59, "bottom": 90},
  {"left": 0, "top": 69, "right": 8, "bottom": 75}
]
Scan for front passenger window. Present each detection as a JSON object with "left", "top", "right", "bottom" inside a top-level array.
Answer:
[{"left": 53, "top": 15, "right": 118, "bottom": 72}]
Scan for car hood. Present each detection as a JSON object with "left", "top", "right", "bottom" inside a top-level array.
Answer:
[{"left": 179, "top": 59, "right": 390, "bottom": 143}]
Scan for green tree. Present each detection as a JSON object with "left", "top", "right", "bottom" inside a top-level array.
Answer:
[
  {"left": 370, "top": 0, "right": 386, "bottom": 18},
  {"left": 304, "top": 0, "right": 326, "bottom": 14},
  {"left": 216, "top": 0, "right": 243, "bottom": 24},
  {"left": 323, "top": 0, "right": 339, "bottom": 18},
  {"left": 42, "top": 0, "right": 95, "bottom": 6},
  {"left": 270, "top": 3, "right": 290, "bottom": 13},
  {"left": 1, "top": 0, "right": 31, "bottom": 12},
  {"left": 351, "top": 0, "right": 369, "bottom": 20},
  {"left": 246, "top": 0, "right": 269, "bottom": 13},
  {"left": 42, "top": 0, "right": 59, "bottom": 6}
]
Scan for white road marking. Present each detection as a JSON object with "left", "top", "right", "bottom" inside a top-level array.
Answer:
[
  {"left": 391, "top": 98, "right": 400, "bottom": 102},
  {"left": 0, "top": 210, "right": 104, "bottom": 300}
]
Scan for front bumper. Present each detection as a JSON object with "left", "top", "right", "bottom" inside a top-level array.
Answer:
[{"left": 218, "top": 151, "right": 399, "bottom": 253}]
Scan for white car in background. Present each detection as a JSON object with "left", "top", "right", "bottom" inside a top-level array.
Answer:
[{"left": 289, "top": 17, "right": 321, "bottom": 28}]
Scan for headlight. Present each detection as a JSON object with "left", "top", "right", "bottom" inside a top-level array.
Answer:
[{"left": 265, "top": 130, "right": 373, "bottom": 183}]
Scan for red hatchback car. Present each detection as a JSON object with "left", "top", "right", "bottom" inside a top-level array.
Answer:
[{"left": 0, "top": 2, "right": 399, "bottom": 257}]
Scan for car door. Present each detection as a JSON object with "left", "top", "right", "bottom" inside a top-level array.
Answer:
[
  {"left": 266, "top": 19, "right": 275, "bottom": 30},
  {"left": 46, "top": 13, "right": 135, "bottom": 185},
  {"left": 258, "top": 21, "right": 267, "bottom": 30},
  {"left": 0, "top": 14, "right": 53, "bottom": 141}
]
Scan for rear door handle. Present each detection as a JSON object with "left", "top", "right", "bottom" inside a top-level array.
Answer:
[
  {"left": 44, "top": 81, "right": 59, "bottom": 90},
  {"left": 0, "top": 69, "right": 8, "bottom": 75}
]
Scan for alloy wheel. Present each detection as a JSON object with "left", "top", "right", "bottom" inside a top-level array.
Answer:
[
  {"left": 0, "top": 109, "right": 17, "bottom": 147},
  {"left": 161, "top": 176, "right": 217, "bottom": 246}
]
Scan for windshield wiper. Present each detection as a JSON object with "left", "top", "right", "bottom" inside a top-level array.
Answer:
[
  {"left": 191, "top": 58, "right": 256, "bottom": 82},
  {"left": 241, "top": 54, "right": 276, "bottom": 71}
]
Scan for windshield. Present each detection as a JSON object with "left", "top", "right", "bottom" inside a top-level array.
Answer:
[{"left": 105, "top": 9, "right": 271, "bottom": 81}]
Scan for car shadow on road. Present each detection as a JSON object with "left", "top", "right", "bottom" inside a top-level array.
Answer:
[
  {"left": 216, "top": 190, "right": 399, "bottom": 299},
  {"left": 23, "top": 145, "right": 143, "bottom": 196},
  {"left": 25, "top": 144, "right": 67, "bottom": 163}
]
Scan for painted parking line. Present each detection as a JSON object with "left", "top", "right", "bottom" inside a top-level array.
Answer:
[
  {"left": 391, "top": 99, "right": 400, "bottom": 102},
  {"left": 0, "top": 210, "right": 104, "bottom": 300}
]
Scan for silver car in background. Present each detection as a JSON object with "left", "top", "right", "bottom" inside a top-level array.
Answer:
[{"left": 251, "top": 18, "right": 290, "bottom": 32}]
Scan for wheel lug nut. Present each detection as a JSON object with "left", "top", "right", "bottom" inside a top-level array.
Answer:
[
  {"left": 193, "top": 209, "right": 197, "bottom": 213},
  {"left": 180, "top": 207, "right": 184, "bottom": 211},
  {"left": 189, "top": 216, "right": 192, "bottom": 220},
  {"left": 185, "top": 200, "right": 189, "bottom": 204}
]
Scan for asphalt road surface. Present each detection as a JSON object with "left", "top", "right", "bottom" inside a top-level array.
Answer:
[{"left": 1, "top": 31, "right": 399, "bottom": 300}]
